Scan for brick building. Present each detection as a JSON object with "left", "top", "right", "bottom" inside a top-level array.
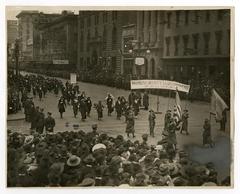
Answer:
[
  {"left": 37, "top": 11, "right": 78, "bottom": 69},
  {"left": 77, "top": 11, "right": 137, "bottom": 75},
  {"left": 162, "top": 9, "right": 230, "bottom": 82},
  {"left": 16, "top": 11, "right": 60, "bottom": 64}
]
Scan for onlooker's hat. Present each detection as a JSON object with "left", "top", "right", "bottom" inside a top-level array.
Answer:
[
  {"left": 24, "top": 135, "right": 34, "bottom": 145},
  {"left": 49, "top": 162, "right": 65, "bottom": 175},
  {"left": 92, "top": 143, "right": 106, "bottom": 152},
  {"left": 66, "top": 155, "right": 81, "bottom": 167},
  {"left": 142, "top": 134, "right": 148, "bottom": 140},
  {"left": 92, "top": 124, "right": 98, "bottom": 130},
  {"left": 79, "top": 178, "right": 95, "bottom": 186}
]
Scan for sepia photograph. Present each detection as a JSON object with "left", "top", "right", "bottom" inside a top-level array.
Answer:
[{"left": 6, "top": 6, "right": 233, "bottom": 188}]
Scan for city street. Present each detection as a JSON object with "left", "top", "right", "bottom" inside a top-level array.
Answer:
[{"left": 7, "top": 72, "right": 231, "bottom": 180}]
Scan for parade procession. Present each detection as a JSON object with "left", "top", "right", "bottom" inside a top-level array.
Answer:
[{"left": 6, "top": 8, "right": 232, "bottom": 188}]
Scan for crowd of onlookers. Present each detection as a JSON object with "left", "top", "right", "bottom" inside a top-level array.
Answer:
[{"left": 7, "top": 125, "right": 230, "bottom": 187}]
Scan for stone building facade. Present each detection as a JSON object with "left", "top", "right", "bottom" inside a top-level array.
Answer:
[
  {"left": 131, "top": 11, "right": 165, "bottom": 79},
  {"left": 37, "top": 11, "right": 78, "bottom": 69},
  {"left": 7, "top": 20, "right": 18, "bottom": 45},
  {"left": 16, "top": 11, "right": 60, "bottom": 64},
  {"left": 162, "top": 9, "right": 230, "bottom": 82},
  {"left": 16, "top": 11, "right": 39, "bottom": 62},
  {"left": 77, "top": 11, "right": 137, "bottom": 74}
]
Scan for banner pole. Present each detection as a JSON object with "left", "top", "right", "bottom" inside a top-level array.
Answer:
[
  {"left": 167, "top": 90, "right": 171, "bottom": 110},
  {"left": 185, "top": 93, "right": 188, "bottom": 110},
  {"left": 157, "top": 94, "right": 160, "bottom": 112}
]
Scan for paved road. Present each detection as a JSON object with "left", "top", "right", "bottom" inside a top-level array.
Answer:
[{"left": 7, "top": 72, "right": 231, "bottom": 180}]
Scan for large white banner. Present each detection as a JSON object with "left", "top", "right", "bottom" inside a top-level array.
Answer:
[
  {"left": 70, "top": 73, "right": 77, "bottom": 84},
  {"left": 130, "top": 80, "right": 190, "bottom": 93}
]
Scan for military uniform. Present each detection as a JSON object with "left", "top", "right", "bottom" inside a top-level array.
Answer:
[{"left": 44, "top": 113, "right": 56, "bottom": 133}]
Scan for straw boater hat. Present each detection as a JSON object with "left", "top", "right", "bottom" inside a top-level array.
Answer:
[
  {"left": 92, "top": 143, "right": 106, "bottom": 152},
  {"left": 24, "top": 135, "right": 34, "bottom": 145},
  {"left": 67, "top": 155, "right": 81, "bottom": 167}
]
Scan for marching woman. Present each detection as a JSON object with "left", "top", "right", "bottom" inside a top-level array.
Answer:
[
  {"left": 202, "top": 118, "right": 214, "bottom": 148},
  {"left": 125, "top": 108, "right": 135, "bottom": 138},
  {"left": 58, "top": 96, "right": 66, "bottom": 119},
  {"left": 95, "top": 101, "right": 104, "bottom": 121},
  {"left": 72, "top": 98, "right": 79, "bottom": 118}
]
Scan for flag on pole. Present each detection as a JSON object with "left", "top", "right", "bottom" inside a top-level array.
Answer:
[
  {"left": 174, "top": 90, "right": 182, "bottom": 122},
  {"left": 210, "top": 89, "right": 228, "bottom": 120}
]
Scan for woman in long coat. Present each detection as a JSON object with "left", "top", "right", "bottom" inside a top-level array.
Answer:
[
  {"left": 148, "top": 109, "right": 156, "bottom": 137},
  {"left": 202, "top": 119, "right": 214, "bottom": 147},
  {"left": 143, "top": 92, "right": 149, "bottom": 110},
  {"left": 58, "top": 96, "right": 66, "bottom": 118},
  {"left": 126, "top": 109, "right": 135, "bottom": 138}
]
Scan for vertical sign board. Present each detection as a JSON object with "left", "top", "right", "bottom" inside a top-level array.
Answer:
[{"left": 70, "top": 73, "right": 77, "bottom": 84}]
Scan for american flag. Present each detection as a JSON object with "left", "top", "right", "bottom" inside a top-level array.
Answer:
[{"left": 175, "top": 90, "right": 182, "bottom": 122}]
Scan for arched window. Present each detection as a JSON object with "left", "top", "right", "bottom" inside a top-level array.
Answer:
[
  {"left": 112, "top": 25, "right": 117, "bottom": 50},
  {"left": 145, "top": 59, "right": 148, "bottom": 78}
]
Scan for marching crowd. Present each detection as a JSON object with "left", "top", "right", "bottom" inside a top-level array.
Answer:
[{"left": 7, "top": 71, "right": 229, "bottom": 187}]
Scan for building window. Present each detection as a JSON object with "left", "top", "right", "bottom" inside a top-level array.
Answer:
[
  {"left": 103, "top": 26, "right": 107, "bottom": 50},
  {"left": 203, "top": 32, "right": 211, "bottom": 55},
  {"left": 174, "top": 36, "right": 180, "bottom": 56},
  {"left": 192, "top": 33, "right": 199, "bottom": 54},
  {"left": 167, "top": 12, "right": 171, "bottom": 28},
  {"left": 182, "top": 35, "right": 189, "bottom": 55},
  {"left": 80, "top": 19, "right": 84, "bottom": 28},
  {"left": 80, "top": 57, "right": 83, "bottom": 68},
  {"left": 185, "top": 11, "right": 189, "bottom": 25},
  {"left": 205, "top": 10, "right": 210, "bottom": 23},
  {"left": 103, "top": 12, "right": 108, "bottom": 23},
  {"left": 112, "top": 25, "right": 117, "bottom": 50},
  {"left": 87, "top": 31, "right": 90, "bottom": 51},
  {"left": 80, "top": 32, "right": 84, "bottom": 52},
  {"left": 194, "top": 11, "right": 199, "bottom": 24},
  {"left": 148, "top": 11, "right": 151, "bottom": 27},
  {"left": 176, "top": 11, "right": 180, "bottom": 27},
  {"left": 123, "top": 37, "right": 133, "bottom": 53},
  {"left": 155, "top": 11, "right": 158, "bottom": 25},
  {"left": 215, "top": 31, "right": 222, "bottom": 54},
  {"left": 112, "top": 11, "right": 117, "bottom": 21},
  {"left": 217, "top": 10, "right": 224, "bottom": 21},
  {"left": 111, "top": 57, "right": 116, "bottom": 73},
  {"left": 95, "top": 27, "right": 98, "bottom": 37},
  {"left": 165, "top": 36, "right": 171, "bottom": 56},
  {"left": 87, "top": 57, "right": 90, "bottom": 68},
  {"left": 142, "top": 11, "right": 145, "bottom": 28},
  {"left": 95, "top": 14, "right": 99, "bottom": 25},
  {"left": 87, "top": 16, "right": 91, "bottom": 27}
]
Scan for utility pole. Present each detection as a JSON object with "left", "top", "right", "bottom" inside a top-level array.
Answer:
[{"left": 14, "top": 39, "right": 20, "bottom": 76}]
